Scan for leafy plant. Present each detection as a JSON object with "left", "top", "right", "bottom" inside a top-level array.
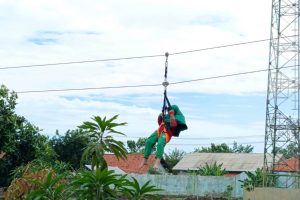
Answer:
[
  {"left": 79, "top": 115, "right": 128, "bottom": 170},
  {"left": 12, "top": 159, "right": 71, "bottom": 180},
  {"left": 71, "top": 168, "right": 125, "bottom": 200},
  {"left": 5, "top": 160, "right": 71, "bottom": 200},
  {"left": 148, "top": 166, "right": 161, "bottom": 175},
  {"left": 222, "top": 185, "right": 233, "bottom": 200},
  {"left": 164, "top": 148, "right": 185, "bottom": 169},
  {"left": 122, "top": 177, "right": 162, "bottom": 200},
  {"left": 196, "top": 162, "right": 227, "bottom": 176},
  {"left": 25, "top": 171, "right": 69, "bottom": 200},
  {"left": 239, "top": 168, "right": 273, "bottom": 191},
  {"left": 5, "top": 168, "right": 51, "bottom": 200}
]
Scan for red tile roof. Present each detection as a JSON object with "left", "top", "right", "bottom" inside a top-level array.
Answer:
[
  {"left": 224, "top": 173, "right": 239, "bottom": 177},
  {"left": 103, "top": 154, "right": 157, "bottom": 174},
  {"left": 274, "top": 157, "right": 299, "bottom": 172}
]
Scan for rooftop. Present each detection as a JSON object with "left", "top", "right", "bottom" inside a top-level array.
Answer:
[
  {"left": 274, "top": 157, "right": 299, "bottom": 172},
  {"left": 173, "top": 153, "right": 280, "bottom": 172},
  {"left": 103, "top": 154, "right": 158, "bottom": 174}
]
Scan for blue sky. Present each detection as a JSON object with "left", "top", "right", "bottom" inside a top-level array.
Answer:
[{"left": 0, "top": 0, "right": 272, "bottom": 153}]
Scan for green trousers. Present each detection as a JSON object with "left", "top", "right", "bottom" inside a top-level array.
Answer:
[{"left": 144, "top": 131, "right": 167, "bottom": 159}]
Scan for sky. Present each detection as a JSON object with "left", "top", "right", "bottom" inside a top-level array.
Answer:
[{"left": 0, "top": 0, "right": 273, "bottom": 153}]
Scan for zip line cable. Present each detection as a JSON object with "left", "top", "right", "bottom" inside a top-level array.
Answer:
[
  {"left": 0, "top": 54, "right": 164, "bottom": 70},
  {"left": 1, "top": 35, "right": 296, "bottom": 71},
  {"left": 16, "top": 64, "right": 296, "bottom": 94}
]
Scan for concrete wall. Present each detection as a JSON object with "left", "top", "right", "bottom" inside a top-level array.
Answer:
[
  {"left": 244, "top": 188, "right": 300, "bottom": 200},
  {"left": 276, "top": 172, "right": 300, "bottom": 188},
  {"left": 129, "top": 173, "right": 247, "bottom": 198}
]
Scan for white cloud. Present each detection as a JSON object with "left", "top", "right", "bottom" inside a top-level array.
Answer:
[{"left": 1, "top": 0, "right": 274, "bottom": 152}]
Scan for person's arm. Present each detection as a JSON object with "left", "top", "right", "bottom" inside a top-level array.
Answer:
[{"left": 157, "top": 113, "right": 163, "bottom": 125}]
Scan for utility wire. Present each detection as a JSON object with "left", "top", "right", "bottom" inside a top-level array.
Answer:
[
  {"left": 167, "top": 141, "right": 264, "bottom": 146},
  {"left": 16, "top": 64, "right": 295, "bottom": 94},
  {"left": 0, "top": 36, "right": 289, "bottom": 71},
  {"left": 169, "top": 37, "right": 272, "bottom": 56},
  {"left": 115, "top": 134, "right": 264, "bottom": 140}
]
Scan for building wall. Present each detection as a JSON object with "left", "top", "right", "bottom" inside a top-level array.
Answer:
[
  {"left": 129, "top": 173, "right": 247, "bottom": 198},
  {"left": 244, "top": 188, "right": 300, "bottom": 200}
]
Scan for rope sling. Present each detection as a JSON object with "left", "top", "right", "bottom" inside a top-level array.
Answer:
[{"left": 162, "top": 52, "right": 171, "bottom": 116}]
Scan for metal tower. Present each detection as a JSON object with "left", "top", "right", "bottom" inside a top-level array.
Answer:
[{"left": 264, "top": 0, "right": 300, "bottom": 187}]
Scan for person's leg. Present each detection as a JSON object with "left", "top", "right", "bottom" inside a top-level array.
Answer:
[
  {"left": 154, "top": 132, "right": 167, "bottom": 169},
  {"left": 139, "top": 131, "right": 158, "bottom": 168}
]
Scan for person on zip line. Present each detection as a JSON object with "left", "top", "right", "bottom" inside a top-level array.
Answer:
[{"left": 139, "top": 104, "right": 188, "bottom": 169}]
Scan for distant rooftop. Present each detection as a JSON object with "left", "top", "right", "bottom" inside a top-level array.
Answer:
[
  {"left": 173, "top": 153, "right": 281, "bottom": 172},
  {"left": 274, "top": 157, "right": 299, "bottom": 172}
]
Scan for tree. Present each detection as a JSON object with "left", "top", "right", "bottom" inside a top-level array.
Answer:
[
  {"left": 79, "top": 115, "right": 128, "bottom": 170},
  {"left": 232, "top": 141, "right": 254, "bottom": 153},
  {"left": 50, "top": 129, "right": 89, "bottom": 169},
  {"left": 278, "top": 142, "right": 300, "bottom": 159},
  {"left": 126, "top": 138, "right": 147, "bottom": 153},
  {"left": 164, "top": 148, "right": 186, "bottom": 169},
  {"left": 0, "top": 85, "right": 55, "bottom": 186},
  {"left": 0, "top": 84, "right": 18, "bottom": 154},
  {"left": 194, "top": 141, "right": 254, "bottom": 153}
]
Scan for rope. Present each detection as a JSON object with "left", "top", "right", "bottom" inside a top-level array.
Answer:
[{"left": 162, "top": 52, "right": 171, "bottom": 115}]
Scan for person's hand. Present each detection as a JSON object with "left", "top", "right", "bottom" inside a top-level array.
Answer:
[{"left": 168, "top": 109, "right": 177, "bottom": 127}]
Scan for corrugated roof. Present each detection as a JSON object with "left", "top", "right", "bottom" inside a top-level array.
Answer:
[{"left": 173, "top": 153, "right": 280, "bottom": 172}]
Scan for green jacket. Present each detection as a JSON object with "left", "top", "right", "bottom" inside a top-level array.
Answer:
[{"left": 164, "top": 105, "right": 188, "bottom": 137}]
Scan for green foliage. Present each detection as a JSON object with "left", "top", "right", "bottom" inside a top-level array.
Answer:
[
  {"left": 5, "top": 159, "right": 71, "bottom": 200},
  {"left": 0, "top": 84, "right": 18, "bottom": 154},
  {"left": 278, "top": 142, "right": 300, "bottom": 159},
  {"left": 239, "top": 168, "right": 273, "bottom": 191},
  {"left": 126, "top": 138, "right": 147, "bottom": 153},
  {"left": 148, "top": 166, "right": 161, "bottom": 175},
  {"left": 222, "top": 185, "right": 234, "bottom": 200},
  {"left": 121, "top": 177, "right": 162, "bottom": 200},
  {"left": 11, "top": 159, "right": 71, "bottom": 182},
  {"left": 25, "top": 171, "right": 69, "bottom": 200},
  {"left": 164, "top": 148, "right": 186, "bottom": 169},
  {"left": 71, "top": 168, "right": 124, "bottom": 200},
  {"left": 231, "top": 141, "right": 254, "bottom": 153},
  {"left": 79, "top": 115, "right": 128, "bottom": 170},
  {"left": 194, "top": 141, "right": 254, "bottom": 153},
  {"left": 50, "top": 129, "right": 89, "bottom": 169},
  {"left": 0, "top": 85, "right": 56, "bottom": 187},
  {"left": 195, "top": 162, "right": 227, "bottom": 176}
]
